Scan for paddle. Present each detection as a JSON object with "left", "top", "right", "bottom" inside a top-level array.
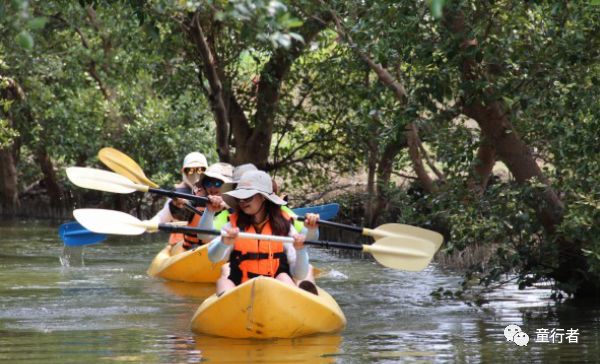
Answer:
[
  {"left": 97, "top": 148, "right": 344, "bottom": 225},
  {"left": 295, "top": 216, "right": 443, "bottom": 251},
  {"left": 66, "top": 167, "right": 208, "bottom": 205},
  {"left": 58, "top": 203, "right": 339, "bottom": 246},
  {"left": 98, "top": 147, "right": 159, "bottom": 188},
  {"left": 292, "top": 203, "right": 340, "bottom": 221},
  {"left": 73, "top": 208, "right": 436, "bottom": 271},
  {"left": 59, "top": 221, "right": 107, "bottom": 246}
]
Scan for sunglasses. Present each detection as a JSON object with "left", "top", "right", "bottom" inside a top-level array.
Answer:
[
  {"left": 202, "top": 178, "right": 224, "bottom": 188},
  {"left": 184, "top": 167, "right": 206, "bottom": 175}
]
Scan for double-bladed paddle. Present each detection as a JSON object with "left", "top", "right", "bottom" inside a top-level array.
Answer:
[
  {"left": 66, "top": 167, "right": 208, "bottom": 205},
  {"left": 73, "top": 208, "right": 436, "bottom": 271},
  {"left": 296, "top": 216, "right": 443, "bottom": 251}
]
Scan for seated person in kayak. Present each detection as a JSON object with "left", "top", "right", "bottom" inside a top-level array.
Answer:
[
  {"left": 149, "top": 151, "right": 208, "bottom": 224},
  {"left": 162, "top": 162, "right": 233, "bottom": 254},
  {"left": 207, "top": 170, "right": 319, "bottom": 295},
  {"left": 193, "top": 162, "right": 235, "bottom": 240},
  {"left": 148, "top": 152, "right": 208, "bottom": 253}
]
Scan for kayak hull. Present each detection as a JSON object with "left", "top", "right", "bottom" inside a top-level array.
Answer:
[
  {"left": 190, "top": 276, "right": 346, "bottom": 338},
  {"left": 147, "top": 239, "right": 223, "bottom": 283}
]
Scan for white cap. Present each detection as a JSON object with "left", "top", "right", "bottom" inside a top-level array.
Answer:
[
  {"left": 181, "top": 152, "right": 208, "bottom": 171},
  {"left": 223, "top": 170, "right": 286, "bottom": 209}
]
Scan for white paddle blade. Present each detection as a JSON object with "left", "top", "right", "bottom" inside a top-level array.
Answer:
[
  {"left": 73, "top": 208, "right": 149, "bottom": 235},
  {"left": 66, "top": 167, "right": 142, "bottom": 194},
  {"left": 373, "top": 224, "right": 444, "bottom": 251},
  {"left": 363, "top": 237, "right": 436, "bottom": 271}
]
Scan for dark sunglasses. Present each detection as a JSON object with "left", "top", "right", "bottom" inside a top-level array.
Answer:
[
  {"left": 202, "top": 178, "right": 224, "bottom": 188},
  {"left": 184, "top": 167, "right": 206, "bottom": 175}
]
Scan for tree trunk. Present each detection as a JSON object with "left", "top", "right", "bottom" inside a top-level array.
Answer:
[
  {"left": 186, "top": 10, "right": 332, "bottom": 168},
  {"left": 444, "top": 7, "right": 596, "bottom": 296},
  {"left": 466, "top": 139, "right": 496, "bottom": 198},
  {"left": 36, "top": 148, "right": 63, "bottom": 208},
  {"left": 365, "top": 138, "right": 378, "bottom": 225},
  {"left": 0, "top": 147, "right": 20, "bottom": 209}
]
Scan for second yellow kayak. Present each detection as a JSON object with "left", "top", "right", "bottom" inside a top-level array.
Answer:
[{"left": 147, "top": 239, "right": 223, "bottom": 283}]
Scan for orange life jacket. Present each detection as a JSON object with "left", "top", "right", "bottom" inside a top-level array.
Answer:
[
  {"left": 167, "top": 207, "right": 205, "bottom": 250},
  {"left": 228, "top": 211, "right": 291, "bottom": 285},
  {"left": 182, "top": 209, "right": 205, "bottom": 250}
]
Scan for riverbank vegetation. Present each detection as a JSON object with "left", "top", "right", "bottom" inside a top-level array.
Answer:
[{"left": 1, "top": 0, "right": 598, "bottom": 298}]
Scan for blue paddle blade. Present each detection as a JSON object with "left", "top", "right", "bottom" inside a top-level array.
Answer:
[
  {"left": 292, "top": 203, "right": 340, "bottom": 221},
  {"left": 59, "top": 221, "right": 107, "bottom": 247}
]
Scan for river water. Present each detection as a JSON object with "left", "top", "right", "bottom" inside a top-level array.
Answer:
[{"left": 0, "top": 220, "right": 598, "bottom": 363}]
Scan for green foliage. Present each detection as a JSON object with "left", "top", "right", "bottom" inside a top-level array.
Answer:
[{"left": 1, "top": 0, "right": 599, "bottom": 298}]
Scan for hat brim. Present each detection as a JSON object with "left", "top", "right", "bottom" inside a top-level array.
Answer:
[
  {"left": 223, "top": 189, "right": 286, "bottom": 209},
  {"left": 181, "top": 162, "right": 208, "bottom": 170}
]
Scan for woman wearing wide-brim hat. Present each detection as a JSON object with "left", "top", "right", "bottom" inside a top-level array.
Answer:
[
  {"left": 207, "top": 170, "right": 319, "bottom": 295},
  {"left": 193, "top": 162, "right": 234, "bottom": 242}
]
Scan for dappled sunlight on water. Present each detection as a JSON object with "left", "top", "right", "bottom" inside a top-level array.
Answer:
[{"left": 1, "top": 221, "right": 598, "bottom": 363}]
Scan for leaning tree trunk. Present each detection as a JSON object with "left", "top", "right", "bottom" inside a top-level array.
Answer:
[{"left": 444, "top": 7, "right": 597, "bottom": 296}]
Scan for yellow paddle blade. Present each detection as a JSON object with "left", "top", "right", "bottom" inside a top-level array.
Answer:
[
  {"left": 73, "top": 208, "right": 155, "bottom": 235},
  {"left": 362, "top": 237, "right": 436, "bottom": 271},
  {"left": 372, "top": 223, "right": 444, "bottom": 251},
  {"left": 98, "top": 147, "right": 159, "bottom": 188},
  {"left": 362, "top": 224, "right": 443, "bottom": 251},
  {"left": 66, "top": 167, "right": 149, "bottom": 194}
]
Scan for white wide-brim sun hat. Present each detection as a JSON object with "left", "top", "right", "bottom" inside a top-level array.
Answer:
[
  {"left": 232, "top": 163, "right": 258, "bottom": 183},
  {"left": 198, "top": 162, "right": 234, "bottom": 193},
  {"left": 223, "top": 170, "right": 286, "bottom": 209}
]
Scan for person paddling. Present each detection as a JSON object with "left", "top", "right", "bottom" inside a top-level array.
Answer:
[
  {"left": 148, "top": 152, "right": 208, "bottom": 253},
  {"left": 149, "top": 152, "right": 208, "bottom": 224},
  {"left": 207, "top": 171, "right": 319, "bottom": 296}
]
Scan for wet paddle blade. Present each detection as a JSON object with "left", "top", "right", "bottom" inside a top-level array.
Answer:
[
  {"left": 375, "top": 223, "right": 443, "bottom": 251},
  {"left": 73, "top": 208, "right": 148, "bottom": 235},
  {"left": 66, "top": 167, "right": 141, "bottom": 194},
  {"left": 363, "top": 237, "right": 436, "bottom": 271},
  {"left": 98, "top": 147, "right": 159, "bottom": 188},
  {"left": 59, "top": 221, "right": 107, "bottom": 246},
  {"left": 292, "top": 203, "right": 340, "bottom": 221}
]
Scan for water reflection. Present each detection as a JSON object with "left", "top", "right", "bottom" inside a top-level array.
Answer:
[{"left": 193, "top": 334, "right": 342, "bottom": 363}]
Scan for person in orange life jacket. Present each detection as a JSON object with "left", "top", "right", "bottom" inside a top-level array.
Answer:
[
  {"left": 207, "top": 170, "right": 319, "bottom": 295},
  {"left": 204, "top": 163, "right": 318, "bottom": 290}
]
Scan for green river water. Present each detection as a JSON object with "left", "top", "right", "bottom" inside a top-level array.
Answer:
[{"left": 1, "top": 220, "right": 598, "bottom": 363}]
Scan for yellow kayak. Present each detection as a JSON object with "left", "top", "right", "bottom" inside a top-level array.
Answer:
[
  {"left": 190, "top": 276, "right": 346, "bottom": 338},
  {"left": 147, "top": 241, "right": 224, "bottom": 283}
]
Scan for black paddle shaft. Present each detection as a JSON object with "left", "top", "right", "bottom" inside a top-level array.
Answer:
[
  {"left": 148, "top": 188, "right": 208, "bottom": 205},
  {"left": 157, "top": 224, "right": 363, "bottom": 251},
  {"left": 295, "top": 216, "right": 363, "bottom": 233}
]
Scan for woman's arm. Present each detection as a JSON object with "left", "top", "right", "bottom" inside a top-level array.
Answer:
[
  {"left": 148, "top": 200, "right": 174, "bottom": 224},
  {"left": 207, "top": 223, "right": 236, "bottom": 263}
]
